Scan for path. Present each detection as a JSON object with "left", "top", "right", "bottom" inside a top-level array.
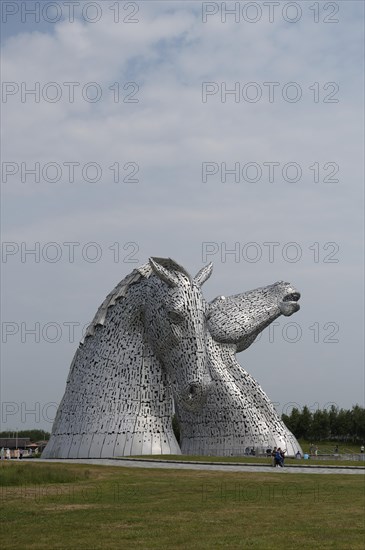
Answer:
[{"left": 31, "top": 458, "right": 365, "bottom": 475}]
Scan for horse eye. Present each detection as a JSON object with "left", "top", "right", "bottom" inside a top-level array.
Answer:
[{"left": 168, "top": 311, "right": 184, "bottom": 324}]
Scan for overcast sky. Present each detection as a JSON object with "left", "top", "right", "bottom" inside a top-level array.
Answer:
[{"left": 1, "top": 1, "right": 364, "bottom": 431}]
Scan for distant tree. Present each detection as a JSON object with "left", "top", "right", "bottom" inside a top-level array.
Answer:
[
  {"left": 282, "top": 407, "right": 301, "bottom": 435},
  {"left": 328, "top": 404, "right": 339, "bottom": 438},
  {"left": 336, "top": 409, "right": 352, "bottom": 440},
  {"left": 281, "top": 404, "right": 365, "bottom": 442},
  {"left": 311, "top": 409, "right": 330, "bottom": 440},
  {"left": 351, "top": 405, "right": 365, "bottom": 440},
  {"left": 0, "top": 430, "right": 50, "bottom": 442},
  {"left": 298, "top": 406, "right": 312, "bottom": 439}
]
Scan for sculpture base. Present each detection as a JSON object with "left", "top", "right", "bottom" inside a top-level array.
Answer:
[{"left": 42, "top": 430, "right": 181, "bottom": 459}]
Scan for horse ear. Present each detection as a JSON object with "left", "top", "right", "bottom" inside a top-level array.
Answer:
[
  {"left": 193, "top": 262, "right": 213, "bottom": 286},
  {"left": 149, "top": 257, "right": 179, "bottom": 287}
]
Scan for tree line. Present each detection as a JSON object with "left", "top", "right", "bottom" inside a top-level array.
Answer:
[
  {"left": 281, "top": 405, "right": 365, "bottom": 442},
  {"left": 0, "top": 430, "right": 50, "bottom": 442}
]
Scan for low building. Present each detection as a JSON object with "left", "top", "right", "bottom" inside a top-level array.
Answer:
[{"left": 0, "top": 437, "right": 30, "bottom": 449}]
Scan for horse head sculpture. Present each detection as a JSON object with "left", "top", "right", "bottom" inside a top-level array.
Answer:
[
  {"left": 143, "top": 257, "right": 213, "bottom": 412},
  {"left": 179, "top": 281, "right": 302, "bottom": 456},
  {"left": 43, "top": 258, "right": 302, "bottom": 459},
  {"left": 43, "top": 257, "right": 213, "bottom": 459},
  {"left": 207, "top": 281, "right": 300, "bottom": 351}
]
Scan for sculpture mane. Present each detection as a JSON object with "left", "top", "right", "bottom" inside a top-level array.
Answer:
[{"left": 82, "top": 262, "right": 151, "bottom": 340}]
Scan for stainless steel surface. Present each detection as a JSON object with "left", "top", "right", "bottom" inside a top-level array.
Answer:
[{"left": 43, "top": 258, "right": 302, "bottom": 458}]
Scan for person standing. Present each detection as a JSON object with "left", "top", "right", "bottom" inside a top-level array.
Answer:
[
  {"left": 280, "top": 449, "right": 285, "bottom": 467},
  {"left": 275, "top": 448, "right": 284, "bottom": 467},
  {"left": 271, "top": 447, "right": 277, "bottom": 467}
]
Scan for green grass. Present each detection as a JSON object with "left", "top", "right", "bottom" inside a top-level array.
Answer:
[
  {"left": 1, "top": 462, "right": 364, "bottom": 549},
  {"left": 0, "top": 461, "right": 91, "bottom": 486}
]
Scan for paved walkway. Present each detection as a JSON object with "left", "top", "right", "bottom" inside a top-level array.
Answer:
[{"left": 32, "top": 458, "right": 365, "bottom": 475}]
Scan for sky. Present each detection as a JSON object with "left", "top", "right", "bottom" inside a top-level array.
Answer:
[{"left": 1, "top": 0, "right": 364, "bottom": 432}]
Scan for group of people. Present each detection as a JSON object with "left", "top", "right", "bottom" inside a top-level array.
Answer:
[
  {"left": 271, "top": 447, "right": 285, "bottom": 467},
  {"left": 0, "top": 448, "right": 23, "bottom": 459},
  {"left": 0, "top": 448, "right": 12, "bottom": 460}
]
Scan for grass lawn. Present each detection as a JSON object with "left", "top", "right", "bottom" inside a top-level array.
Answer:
[{"left": 1, "top": 461, "right": 364, "bottom": 549}]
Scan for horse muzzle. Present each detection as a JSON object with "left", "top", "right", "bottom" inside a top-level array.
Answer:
[{"left": 279, "top": 289, "right": 301, "bottom": 316}]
